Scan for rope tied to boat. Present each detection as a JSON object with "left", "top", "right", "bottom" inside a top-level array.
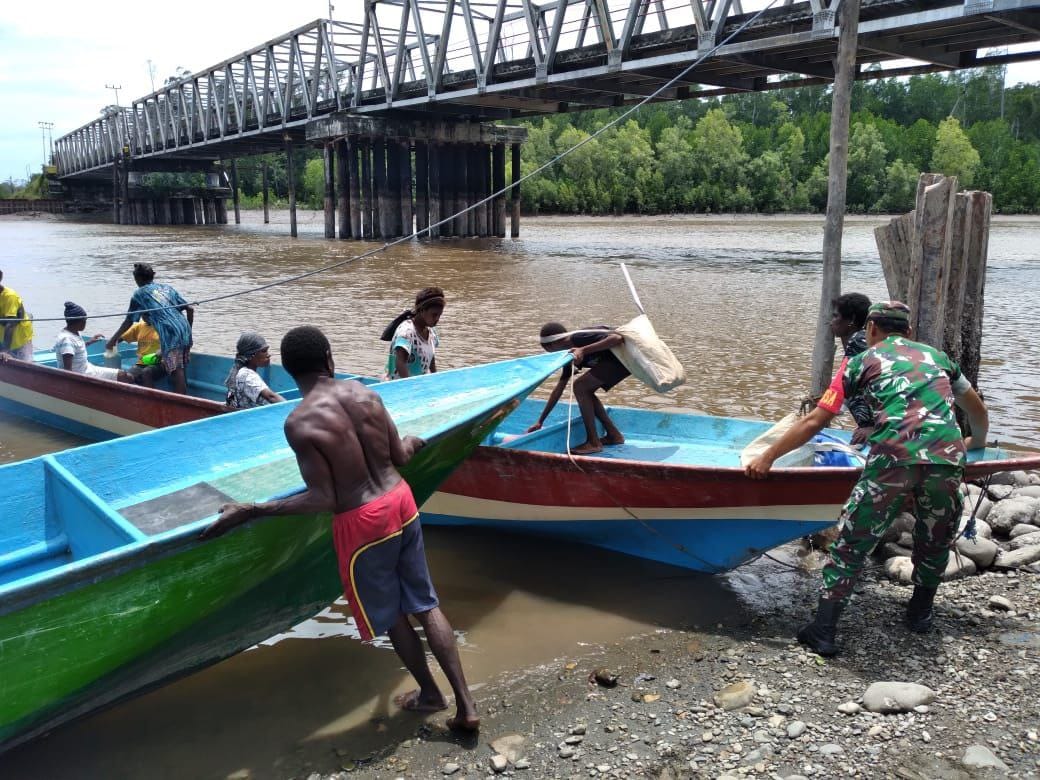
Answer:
[{"left": 12, "top": 0, "right": 783, "bottom": 325}]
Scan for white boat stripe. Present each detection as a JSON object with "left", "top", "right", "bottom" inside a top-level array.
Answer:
[{"left": 0, "top": 383, "right": 150, "bottom": 438}]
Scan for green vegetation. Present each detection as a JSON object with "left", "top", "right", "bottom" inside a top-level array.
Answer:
[
  {"left": 1, "top": 174, "right": 49, "bottom": 200},
  {"left": 222, "top": 67, "right": 1040, "bottom": 215}
]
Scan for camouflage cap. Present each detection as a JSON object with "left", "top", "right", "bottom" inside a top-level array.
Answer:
[{"left": 866, "top": 300, "right": 911, "bottom": 323}]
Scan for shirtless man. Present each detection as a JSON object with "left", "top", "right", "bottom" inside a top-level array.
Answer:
[{"left": 201, "top": 325, "right": 479, "bottom": 731}]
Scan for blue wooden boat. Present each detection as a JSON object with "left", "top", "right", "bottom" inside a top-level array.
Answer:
[{"left": 0, "top": 351, "right": 568, "bottom": 753}]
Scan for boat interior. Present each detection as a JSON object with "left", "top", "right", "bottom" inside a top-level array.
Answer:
[
  {"left": 0, "top": 354, "right": 567, "bottom": 591},
  {"left": 30, "top": 342, "right": 375, "bottom": 403}
]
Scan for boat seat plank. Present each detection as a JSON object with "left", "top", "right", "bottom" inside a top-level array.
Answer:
[{"left": 119, "top": 482, "right": 236, "bottom": 535}]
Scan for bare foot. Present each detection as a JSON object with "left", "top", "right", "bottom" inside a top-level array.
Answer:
[
  {"left": 572, "top": 441, "right": 603, "bottom": 455},
  {"left": 394, "top": 689, "right": 448, "bottom": 713},
  {"left": 603, "top": 434, "right": 625, "bottom": 446},
  {"left": 446, "top": 713, "right": 481, "bottom": 733}
]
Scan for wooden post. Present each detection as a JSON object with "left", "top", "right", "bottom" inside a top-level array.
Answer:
[
  {"left": 874, "top": 211, "right": 914, "bottom": 300},
  {"left": 942, "top": 193, "right": 972, "bottom": 360},
  {"left": 415, "top": 141, "right": 429, "bottom": 238},
  {"left": 510, "top": 143, "right": 521, "bottom": 238},
  {"left": 906, "top": 175, "right": 957, "bottom": 348},
  {"left": 428, "top": 143, "right": 441, "bottom": 239},
  {"left": 161, "top": 198, "right": 173, "bottom": 225},
  {"left": 193, "top": 197, "right": 204, "bottom": 226},
  {"left": 230, "top": 160, "right": 241, "bottom": 224},
  {"left": 809, "top": 0, "right": 860, "bottom": 396},
  {"left": 182, "top": 199, "right": 195, "bottom": 225},
  {"left": 323, "top": 142, "right": 336, "bottom": 239},
  {"left": 111, "top": 160, "right": 120, "bottom": 224},
  {"left": 374, "top": 138, "right": 388, "bottom": 238},
  {"left": 455, "top": 144, "right": 468, "bottom": 236},
  {"left": 286, "top": 140, "right": 298, "bottom": 238},
  {"left": 386, "top": 139, "right": 402, "bottom": 237},
  {"left": 493, "top": 143, "right": 506, "bottom": 237},
  {"left": 215, "top": 199, "right": 227, "bottom": 224},
  {"left": 475, "top": 145, "right": 488, "bottom": 238},
  {"left": 120, "top": 160, "right": 131, "bottom": 225},
  {"left": 960, "top": 191, "right": 992, "bottom": 389},
  {"left": 336, "top": 138, "right": 350, "bottom": 239},
  {"left": 205, "top": 199, "right": 217, "bottom": 225},
  {"left": 261, "top": 159, "right": 270, "bottom": 224},
  {"left": 400, "top": 141, "right": 413, "bottom": 238},
  {"left": 348, "top": 136, "right": 362, "bottom": 239},
  {"left": 361, "top": 139, "right": 374, "bottom": 240}
]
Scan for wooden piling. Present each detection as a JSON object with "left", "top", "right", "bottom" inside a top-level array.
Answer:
[
  {"left": 361, "top": 140, "right": 374, "bottom": 240},
  {"left": 455, "top": 145, "right": 468, "bottom": 237},
  {"left": 205, "top": 199, "right": 218, "bottom": 225},
  {"left": 347, "top": 136, "right": 362, "bottom": 239},
  {"left": 286, "top": 140, "right": 298, "bottom": 238},
  {"left": 193, "top": 198, "right": 204, "bottom": 226},
  {"left": 374, "top": 138, "right": 388, "bottom": 239},
  {"left": 120, "top": 162, "right": 131, "bottom": 225},
  {"left": 960, "top": 192, "right": 992, "bottom": 389},
  {"left": 415, "top": 141, "right": 429, "bottom": 238},
  {"left": 475, "top": 145, "right": 488, "bottom": 238},
  {"left": 874, "top": 211, "right": 914, "bottom": 301},
  {"left": 230, "top": 160, "right": 241, "bottom": 224},
  {"left": 428, "top": 143, "right": 441, "bottom": 239},
  {"left": 400, "top": 142, "right": 413, "bottom": 238},
  {"left": 323, "top": 142, "right": 336, "bottom": 239},
  {"left": 493, "top": 144, "right": 506, "bottom": 237},
  {"left": 510, "top": 143, "right": 521, "bottom": 238},
  {"left": 942, "top": 193, "right": 972, "bottom": 360},
  {"left": 161, "top": 198, "right": 173, "bottom": 225},
  {"left": 336, "top": 138, "right": 350, "bottom": 239},
  {"left": 216, "top": 199, "right": 228, "bottom": 224},
  {"left": 261, "top": 160, "right": 270, "bottom": 224},
  {"left": 386, "top": 140, "right": 402, "bottom": 237},
  {"left": 111, "top": 161, "right": 120, "bottom": 224},
  {"left": 907, "top": 175, "right": 957, "bottom": 348},
  {"left": 182, "top": 199, "right": 195, "bottom": 225},
  {"left": 809, "top": 0, "right": 860, "bottom": 396}
]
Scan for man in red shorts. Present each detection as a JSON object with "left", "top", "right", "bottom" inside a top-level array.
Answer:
[{"left": 202, "top": 325, "right": 478, "bottom": 731}]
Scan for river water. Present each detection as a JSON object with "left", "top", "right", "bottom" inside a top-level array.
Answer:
[{"left": 1, "top": 212, "right": 1037, "bottom": 777}]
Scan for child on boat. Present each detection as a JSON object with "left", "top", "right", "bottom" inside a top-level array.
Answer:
[
  {"left": 55, "top": 302, "right": 131, "bottom": 383},
  {"left": 382, "top": 287, "right": 444, "bottom": 380},
  {"left": 118, "top": 312, "right": 165, "bottom": 387},
  {"left": 0, "top": 269, "right": 34, "bottom": 361},
  {"left": 224, "top": 332, "right": 286, "bottom": 409},
  {"left": 529, "top": 322, "right": 629, "bottom": 454}
]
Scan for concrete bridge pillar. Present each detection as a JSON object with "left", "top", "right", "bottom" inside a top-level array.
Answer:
[
  {"left": 493, "top": 143, "right": 506, "bottom": 238},
  {"left": 511, "top": 144, "right": 521, "bottom": 238},
  {"left": 323, "top": 142, "right": 336, "bottom": 240},
  {"left": 428, "top": 143, "right": 441, "bottom": 239},
  {"left": 193, "top": 198, "right": 204, "bottom": 226},
  {"left": 386, "top": 139, "right": 402, "bottom": 238},
  {"left": 399, "top": 141, "right": 413, "bottom": 239},
  {"left": 361, "top": 139, "right": 373, "bottom": 240},
  {"left": 475, "top": 144, "right": 489, "bottom": 238},
  {"left": 285, "top": 140, "right": 298, "bottom": 239},
  {"left": 415, "top": 142, "right": 429, "bottom": 238},
  {"left": 336, "top": 139, "right": 350, "bottom": 239},
  {"left": 347, "top": 137, "right": 362, "bottom": 239},
  {"left": 215, "top": 199, "right": 228, "bottom": 224}
]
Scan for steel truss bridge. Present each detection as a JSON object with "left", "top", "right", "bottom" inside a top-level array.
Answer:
[{"left": 55, "top": 0, "right": 1040, "bottom": 179}]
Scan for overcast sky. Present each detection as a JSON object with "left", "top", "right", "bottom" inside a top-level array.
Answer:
[{"left": 2, "top": 0, "right": 1039, "bottom": 183}]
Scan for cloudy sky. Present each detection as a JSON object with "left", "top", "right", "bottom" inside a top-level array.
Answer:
[{"left": 2, "top": 0, "right": 1039, "bottom": 184}]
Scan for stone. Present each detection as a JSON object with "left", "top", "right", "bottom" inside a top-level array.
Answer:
[
  {"left": 868, "top": 725, "right": 884, "bottom": 737},
  {"left": 987, "top": 497, "right": 1040, "bottom": 534},
  {"left": 564, "top": 735, "right": 584, "bottom": 745},
  {"left": 442, "top": 763, "right": 460, "bottom": 775},
  {"left": 988, "top": 595, "right": 1013, "bottom": 611},
  {"left": 987, "top": 484, "right": 1015, "bottom": 501},
  {"left": 954, "top": 536, "right": 999, "bottom": 569},
  {"left": 490, "top": 735, "right": 526, "bottom": 764},
  {"left": 558, "top": 746, "right": 575, "bottom": 759},
  {"left": 942, "top": 555, "right": 977, "bottom": 580},
  {"left": 891, "top": 512, "right": 917, "bottom": 536},
  {"left": 881, "top": 542, "right": 912, "bottom": 560},
  {"left": 819, "top": 744, "right": 843, "bottom": 757},
  {"left": 898, "top": 531, "right": 915, "bottom": 548},
  {"left": 836, "top": 702, "right": 861, "bottom": 715},
  {"left": 989, "top": 470, "right": 1031, "bottom": 487},
  {"left": 787, "top": 721, "right": 807, "bottom": 739},
  {"left": 995, "top": 544, "right": 1040, "bottom": 569},
  {"left": 514, "top": 759, "right": 530, "bottom": 770},
  {"left": 1010, "top": 531, "right": 1040, "bottom": 549},
  {"left": 962, "top": 745, "right": 1009, "bottom": 771},
  {"left": 743, "top": 746, "right": 773, "bottom": 764},
  {"left": 665, "top": 679, "right": 681, "bottom": 690},
  {"left": 701, "top": 731, "right": 715, "bottom": 742},
  {"left": 571, "top": 724, "right": 587, "bottom": 735},
  {"left": 862, "top": 682, "right": 936, "bottom": 713},
  {"left": 752, "top": 729, "right": 771, "bottom": 743},
  {"left": 1010, "top": 523, "right": 1040, "bottom": 538},
  {"left": 884, "top": 556, "right": 914, "bottom": 584},
  {"left": 1013, "top": 485, "right": 1040, "bottom": 499},
  {"left": 714, "top": 680, "right": 756, "bottom": 711},
  {"left": 489, "top": 754, "right": 508, "bottom": 773}
]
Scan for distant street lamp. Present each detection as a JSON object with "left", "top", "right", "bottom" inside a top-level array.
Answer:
[
  {"left": 147, "top": 59, "right": 158, "bottom": 92},
  {"left": 37, "top": 121, "right": 54, "bottom": 165},
  {"left": 105, "top": 83, "right": 123, "bottom": 107}
]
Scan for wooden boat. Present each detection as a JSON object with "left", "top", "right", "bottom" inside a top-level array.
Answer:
[
  {"left": 0, "top": 352, "right": 567, "bottom": 753},
  {"left": 423, "top": 399, "right": 1040, "bottom": 573},
  {"left": 4, "top": 347, "right": 1039, "bottom": 574}
]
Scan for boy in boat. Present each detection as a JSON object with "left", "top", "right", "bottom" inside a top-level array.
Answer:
[
  {"left": 202, "top": 326, "right": 479, "bottom": 732},
  {"left": 118, "top": 311, "right": 165, "bottom": 387},
  {"left": 528, "top": 322, "right": 629, "bottom": 454},
  {"left": 0, "top": 269, "right": 34, "bottom": 361},
  {"left": 745, "top": 301, "right": 989, "bottom": 657},
  {"left": 55, "top": 302, "right": 132, "bottom": 383},
  {"left": 224, "top": 332, "right": 286, "bottom": 409},
  {"left": 106, "top": 263, "right": 194, "bottom": 395},
  {"left": 829, "top": 292, "right": 874, "bottom": 444}
]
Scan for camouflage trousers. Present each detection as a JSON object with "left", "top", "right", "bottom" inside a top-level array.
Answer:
[{"left": 821, "top": 462, "right": 964, "bottom": 603}]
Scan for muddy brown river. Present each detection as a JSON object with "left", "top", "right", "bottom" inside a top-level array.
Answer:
[{"left": 0, "top": 212, "right": 1037, "bottom": 777}]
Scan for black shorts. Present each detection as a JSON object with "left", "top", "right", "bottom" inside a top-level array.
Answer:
[
  {"left": 128, "top": 363, "right": 167, "bottom": 384},
  {"left": 586, "top": 352, "right": 630, "bottom": 391}
]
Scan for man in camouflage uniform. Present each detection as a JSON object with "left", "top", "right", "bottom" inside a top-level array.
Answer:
[
  {"left": 829, "top": 292, "right": 873, "bottom": 444},
  {"left": 746, "top": 301, "right": 989, "bottom": 656}
]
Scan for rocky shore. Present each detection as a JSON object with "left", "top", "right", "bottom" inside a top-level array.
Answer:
[{"left": 316, "top": 472, "right": 1040, "bottom": 780}]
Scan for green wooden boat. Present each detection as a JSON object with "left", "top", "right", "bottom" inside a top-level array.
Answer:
[{"left": 0, "top": 352, "right": 568, "bottom": 753}]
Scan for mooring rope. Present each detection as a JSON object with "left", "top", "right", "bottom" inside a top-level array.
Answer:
[{"left": 12, "top": 0, "right": 782, "bottom": 325}]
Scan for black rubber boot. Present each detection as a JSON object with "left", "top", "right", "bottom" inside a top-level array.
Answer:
[
  {"left": 906, "top": 585, "right": 938, "bottom": 633},
  {"left": 796, "top": 598, "right": 844, "bottom": 657}
]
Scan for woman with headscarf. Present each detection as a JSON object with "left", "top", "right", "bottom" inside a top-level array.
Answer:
[
  {"left": 383, "top": 287, "right": 445, "bottom": 380},
  {"left": 225, "top": 332, "right": 286, "bottom": 409},
  {"left": 53, "top": 302, "right": 132, "bottom": 382}
]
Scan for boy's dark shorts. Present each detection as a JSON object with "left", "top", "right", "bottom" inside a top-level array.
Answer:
[{"left": 587, "top": 352, "right": 630, "bottom": 391}]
